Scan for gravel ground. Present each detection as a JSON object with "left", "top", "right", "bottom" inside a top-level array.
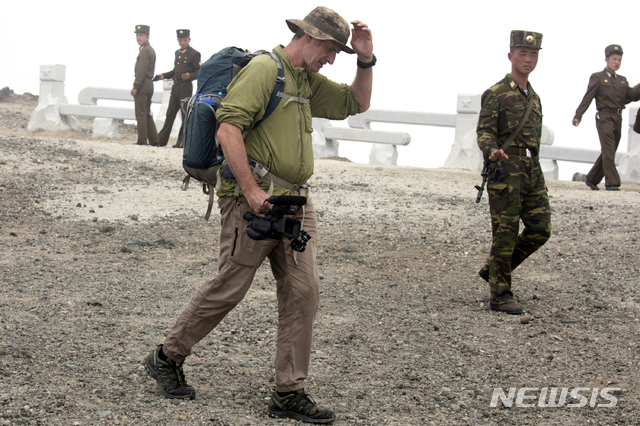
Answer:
[{"left": 1, "top": 94, "right": 639, "bottom": 425}]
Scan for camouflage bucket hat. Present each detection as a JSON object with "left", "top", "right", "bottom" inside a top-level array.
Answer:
[
  {"left": 286, "top": 6, "right": 355, "bottom": 54},
  {"left": 510, "top": 30, "right": 543, "bottom": 50}
]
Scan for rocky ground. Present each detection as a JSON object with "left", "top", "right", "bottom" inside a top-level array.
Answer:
[{"left": 1, "top": 91, "right": 639, "bottom": 425}]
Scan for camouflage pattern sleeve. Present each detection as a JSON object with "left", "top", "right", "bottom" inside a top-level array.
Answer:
[
  {"left": 477, "top": 87, "right": 500, "bottom": 160},
  {"left": 476, "top": 75, "right": 542, "bottom": 158}
]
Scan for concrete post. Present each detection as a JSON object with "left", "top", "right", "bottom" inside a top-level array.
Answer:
[
  {"left": 443, "top": 94, "right": 483, "bottom": 172},
  {"left": 312, "top": 118, "right": 340, "bottom": 158},
  {"left": 619, "top": 105, "right": 640, "bottom": 183},
  {"left": 368, "top": 143, "right": 398, "bottom": 165},
  {"left": 28, "top": 65, "right": 80, "bottom": 132},
  {"left": 369, "top": 143, "right": 398, "bottom": 165},
  {"left": 628, "top": 105, "right": 640, "bottom": 152},
  {"left": 92, "top": 118, "right": 120, "bottom": 138}
]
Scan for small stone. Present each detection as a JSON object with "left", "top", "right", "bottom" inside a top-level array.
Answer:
[{"left": 520, "top": 315, "right": 533, "bottom": 324}]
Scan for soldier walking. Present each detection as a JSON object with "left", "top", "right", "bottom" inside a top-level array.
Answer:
[
  {"left": 572, "top": 44, "right": 640, "bottom": 191},
  {"left": 131, "top": 25, "right": 159, "bottom": 146},
  {"left": 477, "top": 30, "right": 551, "bottom": 315},
  {"left": 156, "top": 29, "right": 201, "bottom": 148}
]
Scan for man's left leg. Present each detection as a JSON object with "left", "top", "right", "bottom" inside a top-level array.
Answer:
[
  {"left": 265, "top": 199, "right": 335, "bottom": 423},
  {"left": 512, "top": 159, "right": 551, "bottom": 269},
  {"left": 158, "top": 86, "right": 180, "bottom": 147},
  {"left": 596, "top": 114, "right": 621, "bottom": 188},
  {"left": 145, "top": 85, "right": 159, "bottom": 146}
]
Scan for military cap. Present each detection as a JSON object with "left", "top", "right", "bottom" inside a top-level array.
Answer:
[
  {"left": 510, "top": 30, "right": 543, "bottom": 50},
  {"left": 286, "top": 6, "right": 355, "bottom": 54},
  {"left": 134, "top": 25, "right": 150, "bottom": 35},
  {"left": 177, "top": 29, "right": 190, "bottom": 38},
  {"left": 605, "top": 44, "right": 623, "bottom": 57}
]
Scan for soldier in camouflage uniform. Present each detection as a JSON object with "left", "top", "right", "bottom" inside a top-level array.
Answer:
[{"left": 476, "top": 30, "right": 551, "bottom": 315}]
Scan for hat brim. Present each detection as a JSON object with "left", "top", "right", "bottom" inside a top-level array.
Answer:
[
  {"left": 286, "top": 19, "right": 355, "bottom": 54},
  {"left": 512, "top": 44, "right": 542, "bottom": 50}
]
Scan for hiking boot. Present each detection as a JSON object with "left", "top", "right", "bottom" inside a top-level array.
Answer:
[
  {"left": 267, "top": 389, "right": 335, "bottom": 424},
  {"left": 585, "top": 181, "right": 599, "bottom": 190},
  {"left": 605, "top": 186, "right": 620, "bottom": 191},
  {"left": 144, "top": 345, "right": 196, "bottom": 400},
  {"left": 490, "top": 301, "right": 523, "bottom": 315},
  {"left": 478, "top": 268, "right": 489, "bottom": 283}
]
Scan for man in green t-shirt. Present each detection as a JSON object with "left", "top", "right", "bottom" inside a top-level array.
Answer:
[{"left": 144, "top": 6, "right": 374, "bottom": 424}]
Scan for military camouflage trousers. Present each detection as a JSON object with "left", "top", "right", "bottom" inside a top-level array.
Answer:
[{"left": 482, "top": 156, "right": 551, "bottom": 304}]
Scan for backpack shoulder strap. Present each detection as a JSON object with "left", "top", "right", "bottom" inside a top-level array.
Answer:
[{"left": 252, "top": 51, "right": 286, "bottom": 129}]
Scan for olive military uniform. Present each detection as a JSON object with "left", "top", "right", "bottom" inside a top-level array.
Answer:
[
  {"left": 157, "top": 30, "right": 201, "bottom": 147},
  {"left": 477, "top": 31, "right": 551, "bottom": 309},
  {"left": 574, "top": 45, "right": 640, "bottom": 189},
  {"left": 133, "top": 25, "right": 159, "bottom": 145}
]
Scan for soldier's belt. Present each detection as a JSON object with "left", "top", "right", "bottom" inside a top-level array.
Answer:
[
  {"left": 504, "top": 147, "right": 537, "bottom": 158},
  {"left": 598, "top": 108, "right": 623, "bottom": 115}
]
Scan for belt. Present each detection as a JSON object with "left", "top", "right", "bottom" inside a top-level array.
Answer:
[
  {"left": 504, "top": 147, "right": 536, "bottom": 158},
  {"left": 598, "top": 107, "right": 623, "bottom": 115}
]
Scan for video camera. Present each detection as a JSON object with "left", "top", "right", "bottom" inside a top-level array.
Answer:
[{"left": 243, "top": 196, "right": 311, "bottom": 252}]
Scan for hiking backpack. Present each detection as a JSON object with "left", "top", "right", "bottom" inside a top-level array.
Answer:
[{"left": 180, "top": 46, "right": 285, "bottom": 220}]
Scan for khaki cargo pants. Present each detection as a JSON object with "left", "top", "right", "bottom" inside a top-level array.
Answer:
[{"left": 163, "top": 196, "right": 319, "bottom": 392}]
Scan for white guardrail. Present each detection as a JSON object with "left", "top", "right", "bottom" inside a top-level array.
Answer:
[{"left": 28, "top": 64, "right": 640, "bottom": 182}]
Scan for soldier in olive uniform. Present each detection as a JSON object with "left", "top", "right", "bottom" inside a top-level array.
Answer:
[
  {"left": 477, "top": 30, "right": 551, "bottom": 315},
  {"left": 572, "top": 45, "right": 640, "bottom": 191},
  {"left": 156, "top": 29, "right": 202, "bottom": 148},
  {"left": 132, "top": 25, "right": 159, "bottom": 146}
]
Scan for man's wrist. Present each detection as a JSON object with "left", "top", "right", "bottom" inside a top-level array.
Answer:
[{"left": 357, "top": 53, "right": 376, "bottom": 69}]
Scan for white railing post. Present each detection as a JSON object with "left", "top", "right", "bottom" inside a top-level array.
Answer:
[
  {"left": 28, "top": 64, "right": 79, "bottom": 132},
  {"left": 627, "top": 105, "right": 640, "bottom": 152},
  {"left": 618, "top": 106, "right": 640, "bottom": 183},
  {"left": 443, "top": 94, "right": 483, "bottom": 172},
  {"left": 312, "top": 118, "right": 340, "bottom": 158}
]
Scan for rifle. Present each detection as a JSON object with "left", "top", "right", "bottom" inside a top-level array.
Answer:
[{"left": 475, "top": 159, "right": 491, "bottom": 203}]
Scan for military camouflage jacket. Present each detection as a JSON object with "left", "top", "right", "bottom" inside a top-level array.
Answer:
[
  {"left": 477, "top": 74, "right": 542, "bottom": 160},
  {"left": 574, "top": 68, "right": 640, "bottom": 121}
]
